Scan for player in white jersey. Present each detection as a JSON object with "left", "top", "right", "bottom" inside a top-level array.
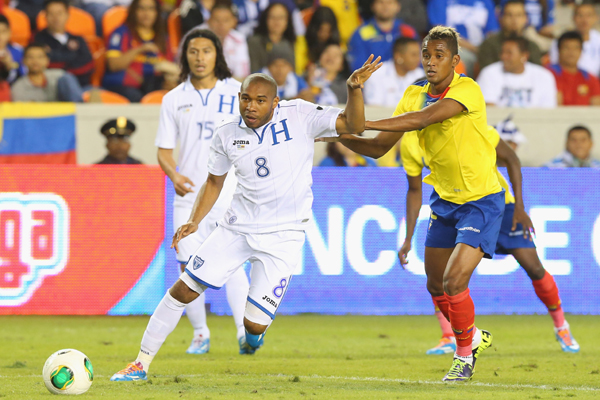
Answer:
[
  {"left": 110, "top": 55, "right": 382, "bottom": 381},
  {"left": 154, "top": 29, "right": 250, "bottom": 356}
]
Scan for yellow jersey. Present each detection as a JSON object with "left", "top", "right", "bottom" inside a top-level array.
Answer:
[
  {"left": 318, "top": 0, "right": 361, "bottom": 46},
  {"left": 393, "top": 72, "right": 502, "bottom": 204},
  {"left": 400, "top": 129, "right": 515, "bottom": 204}
]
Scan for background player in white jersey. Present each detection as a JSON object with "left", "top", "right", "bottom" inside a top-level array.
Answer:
[
  {"left": 111, "top": 56, "right": 382, "bottom": 381},
  {"left": 154, "top": 29, "right": 250, "bottom": 355}
]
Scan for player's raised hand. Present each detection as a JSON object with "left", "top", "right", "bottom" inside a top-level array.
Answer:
[
  {"left": 172, "top": 221, "right": 199, "bottom": 253},
  {"left": 512, "top": 205, "right": 536, "bottom": 240},
  {"left": 347, "top": 54, "right": 383, "bottom": 89},
  {"left": 398, "top": 240, "right": 411, "bottom": 269},
  {"left": 172, "top": 173, "right": 195, "bottom": 197}
]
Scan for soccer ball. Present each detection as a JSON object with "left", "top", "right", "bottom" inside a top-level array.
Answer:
[{"left": 42, "top": 349, "right": 93, "bottom": 395}]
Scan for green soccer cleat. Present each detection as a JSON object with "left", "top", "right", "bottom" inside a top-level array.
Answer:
[
  {"left": 472, "top": 329, "right": 493, "bottom": 371},
  {"left": 442, "top": 357, "right": 473, "bottom": 382}
]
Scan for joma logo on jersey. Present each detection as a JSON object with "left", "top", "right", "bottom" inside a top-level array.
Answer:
[
  {"left": 233, "top": 140, "right": 250, "bottom": 149},
  {"left": 262, "top": 295, "right": 278, "bottom": 308},
  {"left": 0, "top": 194, "right": 69, "bottom": 306}
]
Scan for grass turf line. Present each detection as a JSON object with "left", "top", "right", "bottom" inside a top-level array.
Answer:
[{"left": 0, "top": 314, "right": 598, "bottom": 399}]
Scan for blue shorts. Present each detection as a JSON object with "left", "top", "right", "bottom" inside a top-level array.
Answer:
[
  {"left": 494, "top": 203, "right": 537, "bottom": 254},
  {"left": 425, "top": 190, "right": 505, "bottom": 259}
]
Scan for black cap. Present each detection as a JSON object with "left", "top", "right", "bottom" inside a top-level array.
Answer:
[{"left": 100, "top": 117, "right": 136, "bottom": 138}]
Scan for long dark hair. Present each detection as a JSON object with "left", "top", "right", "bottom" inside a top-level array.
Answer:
[
  {"left": 179, "top": 29, "right": 232, "bottom": 82},
  {"left": 126, "top": 0, "right": 167, "bottom": 53},
  {"left": 254, "top": 2, "right": 296, "bottom": 43},
  {"left": 306, "top": 6, "right": 340, "bottom": 62}
]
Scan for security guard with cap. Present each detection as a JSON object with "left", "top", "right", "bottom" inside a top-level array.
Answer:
[{"left": 95, "top": 117, "right": 143, "bottom": 165}]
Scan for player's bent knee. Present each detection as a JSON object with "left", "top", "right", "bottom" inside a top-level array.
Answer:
[
  {"left": 426, "top": 278, "right": 444, "bottom": 297},
  {"left": 244, "top": 302, "right": 272, "bottom": 334},
  {"left": 169, "top": 279, "right": 204, "bottom": 304}
]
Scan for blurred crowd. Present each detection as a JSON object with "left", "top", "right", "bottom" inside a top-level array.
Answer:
[{"left": 0, "top": 0, "right": 599, "bottom": 166}]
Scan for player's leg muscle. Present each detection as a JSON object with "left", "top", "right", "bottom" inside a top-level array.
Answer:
[
  {"left": 510, "top": 247, "right": 545, "bottom": 280},
  {"left": 424, "top": 247, "right": 454, "bottom": 296},
  {"left": 443, "top": 243, "right": 484, "bottom": 296},
  {"left": 170, "top": 279, "right": 204, "bottom": 304}
]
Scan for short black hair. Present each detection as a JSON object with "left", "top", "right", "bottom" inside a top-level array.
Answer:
[
  {"left": 210, "top": 1, "right": 238, "bottom": 19},
  {"left": 501, "top": 34, "right": 529, "bottom": 53},
  {"left": 0, "top": 14, "right": 9, "bottom": 27},
  {"left": 558, "top": 30, "right": 583, "bottom": 50},
  {"left": 393, "top": 37, "right": 419, "bottom": 54},
  {"left": 43, "top": 0, "right": 69, "bottom": 11},
  {"left": 567, "top": 125, "right": 592, "bottom": 139},
  {"left": 24, "top": 43, "right": 49, "bottom": 57},
  {"left": 179, "top": 28, "right": 232, "bottom": 82},
  {"left": 423, "top": 26, "right": 460, "bottom": 56},
  {"left": 501, "top": 0, "right": 526, "bottom": 15},
  {"left": 241, "top": 73, "right": 278, "bottom": 99}
]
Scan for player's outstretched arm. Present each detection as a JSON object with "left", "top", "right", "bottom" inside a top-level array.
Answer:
[
  {"left": 172, "top": 173, "right": 227, "bottom": 253},
  {"left": 365, "top": 98, "right": 465, "bottom": 133},
  {"left": 335, "top": 54, "right": 383, "bottom": 135},
  {"left": 495, "top": 139, "right": 535, "bottom": 238},
  {"left": 399, "top": 174, "right": 423, "bottom": 267}
]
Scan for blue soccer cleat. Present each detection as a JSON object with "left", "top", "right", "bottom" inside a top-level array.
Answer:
[
  {"left": 442, "top": 357, "right": 473, "bottom": 382},
  {"left": 110, "top": 362, "right": 147, "bottom": 381},
  {"left": 186, "top": 336, "right": 210, "bottom": 354},
  {"left": 426, "top": 337, "right": 456, "bottom": 355},
  {"left": 238, "top": 337, "right": 256, "bottom": 355},
  {"left": 555, "top": 322, "right": 580, "bottom": 353}
]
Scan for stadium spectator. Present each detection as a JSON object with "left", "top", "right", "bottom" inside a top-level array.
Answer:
[
  {"left": 234, "top": 0, "right": 305, "bottom": 37},
  {"left": 96, "top": 117, "right": 143, "bottom": 165},
  {"left": 80, "top": 0, "right": 134, "bottom": 37},
  {"left": 304, "top": 6, "right": 340, "bottom": 64},
  {"left": 13, "top": 0, "right": 45, "bottom": 30},
  {"left": 500, "top": 0, "right": 554, "bottom": 37},
  {"left": 34, "top": 0, "right": 94, "bottom": 87},
  {"left": 549, "top": 31, "right": 600, "bottom": 106},
  {"left": 363, "top": 37, "right": 423, "bottom": 107},
  {"left": 11, "top": 43, "right": 84, "bottom": 102},
  {"left": 179, "top": 0, "right": 215, "bottom": 37},
  {"left": 103, "top": 0, "right": 177, "bottom": 102},
  {"left": 478, "top": 0, "right": 543, "bottom": 70},
  {"left": 347, "top": 0, "right": 418, "bottom": 72},
  {"left": 262, "top": 45, "right": 310, "bottom": 100},
  {"left": 397, "top": 0, "right": 427, "bottom": 36},
  {"left": 549, "top": 1, "right": 600, "bottom": 77},
  {"left": 198, "top": 2, "right": 250, "bottom": 79},
  {"left": 306, "top": 43, "right": 348, "bottom": 105},
  {"left": 317, "top": 0, "right": 360, "bottom": 47},
  {"left": 545, "top": 125, "right": 600, "bottom": 168},
  {"left": 427, "top": 0, "right": 499, "bottom": 76},
  {"left": 319, "top": 142, "right": 377, "bottom": 167},
  {"left": 495, "top": 115, "right": 527, "bottom": 153},
  {"left": 0, "top": 15, "right": 25, "bottom": 85},
  {"left": 477, "top": 35, "right": 557, "bottom": 108},
  {"left": 247, "top": 2, "right": 298, "bottom": 73}
]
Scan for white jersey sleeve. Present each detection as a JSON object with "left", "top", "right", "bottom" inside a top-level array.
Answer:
[
  {"left": 155, "top": 93, "right": 177, "bottom": 149},
  {"left": 293, "top": 99, "right": 342, "bottom": 139},
  {"left": 207, "top": 124, "right": 233, "bottom": 176}
]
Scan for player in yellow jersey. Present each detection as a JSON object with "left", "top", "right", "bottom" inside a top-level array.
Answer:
[
  {"left": 322, "top": 26, "right": 505, "bottom": 382},
  {"left": 399, "top": 128, "right": 580, "bottom": 357}
]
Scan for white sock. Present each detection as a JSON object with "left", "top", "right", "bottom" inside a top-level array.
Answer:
[
  {"left": 225, "top": 267, "right": 250, "bottom": 340},
  {"left": 455, "top": 353, "right": 473, "bottom": 365},
  {"left": 185, "top": 292, "right": 210, "bottom": 339},
  {"left": 555, "top": 320, "right": 569, "bottom": 332},
  {"left": 137, "top": 291, "right": 186, "bottom": 372},
  {"left": 471, "top": 327, "right": 481, "bottom": 348}
]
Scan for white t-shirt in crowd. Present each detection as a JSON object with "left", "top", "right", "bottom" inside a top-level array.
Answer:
[
  {"left": 155, "top": 77, "right": 241, "bottom": 208},
  {"left": 199, "top": 23, "right": 250, "bottom": 78},
  {"left": 363, "top": 60, "right": 425, "bottom": 107},
  {"left": 208, "top": 99, "right": 342, "bottom": 234},
  {"left": 477, "top": 61, "right": 557, "bottom": 108},
  {"left": 549, "top": 29, "right": 600, "bottom": 77}
]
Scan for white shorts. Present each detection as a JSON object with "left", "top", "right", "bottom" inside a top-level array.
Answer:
[
  {"left": 183, "top": 226, "right": 305, "bottom": 318},
  {"left": 173, "top": 206, "right": 220, "bottom": 263}
]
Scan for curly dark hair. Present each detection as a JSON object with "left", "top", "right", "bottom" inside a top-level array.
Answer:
[
  {"left": 179, "top": 29, "right": 232, "bottom": 82},
  {"left": 254, "top": 2, "right": 296, "bottom": 43},
  {"left": 305, "top": 6, "right": 340, "bottom": 62},
  {"left": 125, "top": 0, "right": 167, "bottom": 54}
]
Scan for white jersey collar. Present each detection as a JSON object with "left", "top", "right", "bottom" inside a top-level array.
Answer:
[{"left": 182, "top": 76, "right": 226, "bottom": 91}]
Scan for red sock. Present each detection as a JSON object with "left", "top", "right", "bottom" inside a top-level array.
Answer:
[
  {"left": 432, "top": 296, "right": 453, "bottom": 337},
  {"left": 532, "top": 271, "right": 564, "bottom": 328},
  {"left": 446, "top": 289, "right": 475, "bottom": 357}
]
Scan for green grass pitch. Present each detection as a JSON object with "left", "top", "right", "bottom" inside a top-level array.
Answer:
[{"left": 0, "top": 315, "right": 599, "bottom": 399}]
